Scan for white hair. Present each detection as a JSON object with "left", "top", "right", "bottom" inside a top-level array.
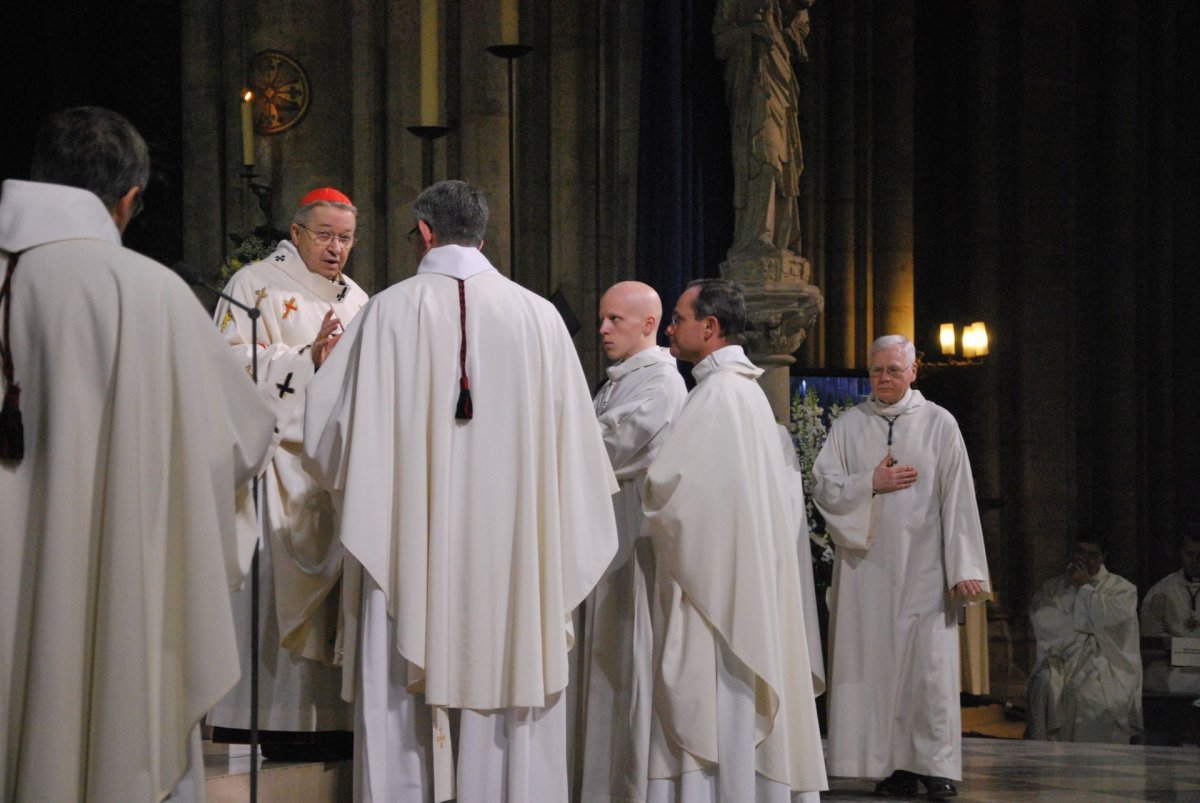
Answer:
[{"left": 870, "top": 334, "right": 916, "bottom": 364}]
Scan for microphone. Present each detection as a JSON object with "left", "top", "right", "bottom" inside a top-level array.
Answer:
[{"left": 172, "top": 260, "right": 259, "bottom": 319}]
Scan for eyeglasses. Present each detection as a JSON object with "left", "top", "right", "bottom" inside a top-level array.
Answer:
[
  {"left": 869, "top": 364, "right": 914, "bottom": 378},
  {"left": 297, "top": 223, "right": 354, "bottom": 248}
]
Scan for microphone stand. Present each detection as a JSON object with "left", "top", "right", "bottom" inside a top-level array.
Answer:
[{"left": 174, "top": 262, "right": 263, "bottom": 802}]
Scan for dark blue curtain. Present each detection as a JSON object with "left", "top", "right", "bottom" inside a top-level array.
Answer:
[{"left": 635, "top": 0, "right": 734, "bottom": 323}]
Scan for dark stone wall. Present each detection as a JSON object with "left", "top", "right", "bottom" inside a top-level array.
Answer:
[{"left": 0, "top": 0, "right": 182, "bottom": 267}]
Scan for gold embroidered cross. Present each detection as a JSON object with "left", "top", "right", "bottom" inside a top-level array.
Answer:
[
  {"left": 436, "top": 728, "right": 447, "bottom": 749},
  {"left": 220, "top": 310, "right": 234, "bottom": 332},
  {"left": 253, "top": 287, "right": 269, "bottom": 308},
  {"left": 283, "top": 296, "right": 298, "bottom": 319}
]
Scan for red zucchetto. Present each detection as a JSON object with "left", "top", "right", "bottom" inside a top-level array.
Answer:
[{"left": 298, "top": 187, "right": 353, "bottom": 207}]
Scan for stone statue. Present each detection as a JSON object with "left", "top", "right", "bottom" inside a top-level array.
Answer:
[
  {"left": 714, "top": 0, "right": 823, "bottom": 420},
  {"left": 713, "top": 0, "right": 812, "bottom": 263}
]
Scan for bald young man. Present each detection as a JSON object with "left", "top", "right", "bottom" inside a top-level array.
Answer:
[{"left": 579, "top": 281, "right": 687, "bottom": 802}]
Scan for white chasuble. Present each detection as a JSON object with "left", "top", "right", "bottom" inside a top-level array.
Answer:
[
  {"left": 643, "top": 346, "right": 827, "bottom": 799},
  {"left": 581, "top": 346, "right": 687, "bottom": 803},
  {"left": 0, "top": 179, "right": 275, "bottom": 802},
  {"left": 812, "top": 389, "right": 990, "bottom": 781},
  {"left": 304, "top": 245, "right": 618, "bottom": 801},
  {"left": 209, "top": 239, "right": 367, "bottom": 732},
  {"left": 1028, "top": 567, "right": 1142, "bottom": 743}
]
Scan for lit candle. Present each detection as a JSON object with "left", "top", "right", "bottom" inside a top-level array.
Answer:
[
  {"left": 962, "top": 326, "right": 977, "bottom": 359},
  {"left": 241, "top": 90, "right": 255, "bottom": 167},
  {"left": 971, "top": 322, "right": 989, "bottom": 356},
  {"left": 500, "top": 0, "right": 518, "bottom": 44},
  {"left": 420, "top": 0, "right": 439, "bottom": 125},
  {"left": 939, "top": 323, "right": 956, "bottom": 356}
]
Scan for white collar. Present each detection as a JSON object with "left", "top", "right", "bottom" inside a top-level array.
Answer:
[
  {"left": 606, "top": 345, "right": 675, "bottom": 382},
  {"left": 0, "top": 179, "right": 121, "bottom": 254},
  {"left": 691, "top": 345, "right": 762, "bottom": 384},
  {"left": 417, "top": 244, "right": 499, "bottom": 281}
]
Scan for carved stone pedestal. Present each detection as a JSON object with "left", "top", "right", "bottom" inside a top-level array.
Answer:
[{"left": 722, "top": 247, "right": 824, "bottom": 423}]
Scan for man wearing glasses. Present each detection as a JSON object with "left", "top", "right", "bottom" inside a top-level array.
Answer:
[
  {"left": 209, "top": 187, "right": 368, "bottom": 759},
  {"left": 813, "top": 334, "right": 990, "bottom": 801}
]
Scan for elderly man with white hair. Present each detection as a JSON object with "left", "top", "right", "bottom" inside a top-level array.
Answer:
[{"left": 812, "top": 334, "right": 990, "bottom": 801}]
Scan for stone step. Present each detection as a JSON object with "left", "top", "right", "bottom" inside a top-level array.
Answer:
[
  {"left": 203, "top": 741, "right": 351, "bottom": 803},
  {"left": 962, "top": 703, "right": 1026, "bottom": 739}
]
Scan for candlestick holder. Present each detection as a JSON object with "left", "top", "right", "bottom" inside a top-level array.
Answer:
[
  {"left": 486, "top": 44, "right": 533, "bottom": 283},
  {"left": 406, "top": 125, "right": 452, "bottom": 188},
  {"left": 240, "top": 165, "right": 273, "bottom": 224}
]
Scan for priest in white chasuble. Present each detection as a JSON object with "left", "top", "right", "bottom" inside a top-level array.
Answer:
[
  {"left": 1027, "top": 535, "right": 1142, "bottom": 743},
  {"left": 0, "top": 107, "right": 275, "bottom": 802},
  {"left": 812, "top": 334, "right": 990, "bottom": 802},
  {"left": 643, "top": 279, "right": 827, "bottom": 802},
  {"left": 208, "top": 187, "right": 368, "bottom": 753},
  {"left": 1141, "top": 526, "right": 1200, "bottom": 696},
  {"left": 303, "top": 179, "right": 618, "bottom": 802},
  {"left": 580, "top": 281, "right": 687, "bottom": 803}
]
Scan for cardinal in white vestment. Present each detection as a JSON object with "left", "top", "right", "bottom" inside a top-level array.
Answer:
[
  {"left": 303, "top": 180, "right": 618, "bottom": 802},
  {"left": 580, "top": 281, "right": 687, "bottom": 803},
  {"left": 1027, "top": 535, "right": 1142, "bottom": 743},
  {"left": 643, "top": 279, "right": 827, "bottom": 803},
  {"left": 0, "top": 108, "right": 275, "bottom": 802},
  {"left": 209, "top": 188, "right": 368, "bottom": 751},
  {"left": 1141, "top": 528, "right": 1200, "bottom": 696},
  {"left": 812, "top": 334, "right": 989, "bottom": 801}
]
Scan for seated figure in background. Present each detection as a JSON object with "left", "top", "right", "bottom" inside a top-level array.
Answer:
[
  {"left": 1027, "top": 533, "right": 1142, "bottom": 744},
  {"left": 1140, "top": 525, "right": 1200, "bottom": 696}
]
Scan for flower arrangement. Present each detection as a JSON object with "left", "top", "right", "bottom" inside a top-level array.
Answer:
[
  {"left": 788, "top": 386, "right": 851, "bottom": 604},
  {"left": 219, "top": 232, "right": 279, "bottom": 289}
]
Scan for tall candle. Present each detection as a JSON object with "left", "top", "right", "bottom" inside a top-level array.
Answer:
[
  {"left": 420, "top": 0, "right": 439, "bottom": 125},
  {"left": 241, "top": 91, "right": 255, "bottom": 167},
  {"left": 500, "top": 0, "right": 518, "bottom": 44}
]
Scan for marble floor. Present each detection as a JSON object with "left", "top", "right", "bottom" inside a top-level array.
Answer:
[
  {"left": 825, "top": 738, "right": 1200, "bottom": 802},
  {"left": 204, "top": 737, "right": 1200, "bottom": 802}
]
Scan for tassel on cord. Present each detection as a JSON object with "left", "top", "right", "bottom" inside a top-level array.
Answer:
[
  {"left": 0, "top": 255, "right": 22, "bottom": 461},
  {"left": 455, "top": 278, "right": 473, "bottom": 421},
  {"left": 0, "top": 386, "right": 22, "bottom": 461}
]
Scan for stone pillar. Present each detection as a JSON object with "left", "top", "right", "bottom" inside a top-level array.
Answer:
[{"left": 871, "top": 0, "right": 914, "bottom": 340}]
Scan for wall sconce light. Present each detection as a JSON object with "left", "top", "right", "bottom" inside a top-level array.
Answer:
[{"left": 935, "top": 322, "right": 989, "bottom": 362}]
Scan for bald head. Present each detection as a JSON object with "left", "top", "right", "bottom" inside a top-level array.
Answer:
[{"left": 598, "top": 281, "right": 663, "bottom": 362}]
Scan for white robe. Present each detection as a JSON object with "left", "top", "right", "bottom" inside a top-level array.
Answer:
[
  {"left": 811, "top": 389, "right": 989, "bottom": 781},
  {"left": 1027, "top": 567, "right": 1143, "bottom": 742},
  {"left": 642, "top": 345, "right": 828, "bottom": 800},
  {"left": 1140, "top": 570, "right": 1200, "bottom": 695},
  {"left": 209, "top": 240, "right": 367, "bottom": 733},
  {"left": 0, "top": 179, "right": 275, "bottom": 802},
  {"left": 581, "top": 346, "right": 687, "bottom": 803},
  {"left": 303, "top": 244, "right": 618, "bottom": 802}
]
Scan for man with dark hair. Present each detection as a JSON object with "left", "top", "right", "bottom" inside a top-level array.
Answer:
[
  {"left": 640, "top": 279, "right": 827, "bottom": 800},
  {"left": 1141, "top": 525, "right": 1200, "bottom": 696},
  {"left": 0, "top": 106, "right": 274, "bottom": 801},
  {"left": 303, "top": 179, "right": 618, "bottom": 801},
  {"left": 1027, "top": 533, "right": 1142, "bottom": 743},
  {"left": 208, "top": 187, "right": 368, "bottom": 759}
]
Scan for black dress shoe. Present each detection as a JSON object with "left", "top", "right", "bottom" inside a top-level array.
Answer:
[
  {"left": 920, "top": 776, "right": 958, "bottom": 800},
  {"left": 874, "top": 769, "right": 920, "bottom": 796}
]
